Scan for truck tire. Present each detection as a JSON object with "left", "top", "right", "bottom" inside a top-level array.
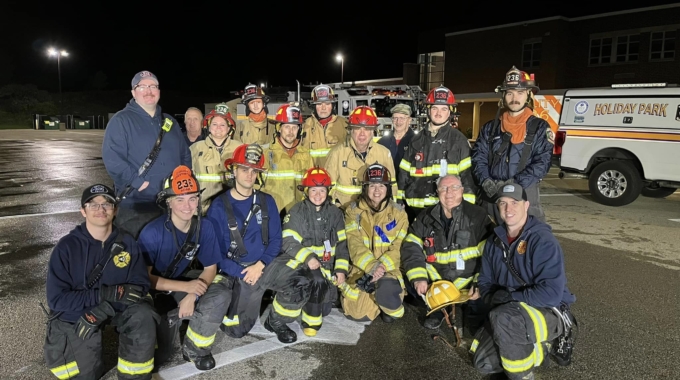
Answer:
[
  {"left": 641, "top": 185, "right": 677, "bottom": 198},
  {"left": 588, "top": 160, "right": 642, "bottom": 206}
]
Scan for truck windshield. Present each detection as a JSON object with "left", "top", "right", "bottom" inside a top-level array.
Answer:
[{"left": 371, "top": 98, "right": 415, "bottom": 117}]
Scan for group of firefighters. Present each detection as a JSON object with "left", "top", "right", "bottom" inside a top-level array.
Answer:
[{"left": 43, "top": 66, "right": 576, "bottom": 380}]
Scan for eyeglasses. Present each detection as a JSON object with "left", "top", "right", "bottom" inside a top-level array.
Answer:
[
  {"left": 134, "top": 85, "right": 159, "bottom": 91},
  {"left": 391, "top": 117, "right": 410, "bottom": 122},
  {"left": 437, "top": 185, "right": 463, "bottom": 193},
  {"left": 85, "top": 203, "right": 115, "bottom": 211}
]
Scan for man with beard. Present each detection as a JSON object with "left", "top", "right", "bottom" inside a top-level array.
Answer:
[
  {"left": 183, "top": 107, "right": 206, "bottom": 146},
  {"left": 234, "top": 84, "right": 276, "bottom": 148},
  {"left": 471, "top": 67, "right": 553, "bottom": 223},
  {"left": 300, "top": 84, "right": 348, "bottom": 167},
  {"left": 397, "top": 85, "right": 476, "bottom": 223},
  {"left": 261, "top": 104, "right": 314, "bottom": 216}
]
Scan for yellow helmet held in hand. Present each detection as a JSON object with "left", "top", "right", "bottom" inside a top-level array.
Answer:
[{"left": 425, "top": 280, "right": 470, "bottom": 315}]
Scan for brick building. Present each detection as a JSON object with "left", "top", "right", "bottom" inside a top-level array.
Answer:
[{"left": 414, "top": 4, "right": 680, "bottom": 138}]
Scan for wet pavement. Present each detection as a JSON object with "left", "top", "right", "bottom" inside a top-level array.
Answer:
[{"left": 0, "top": 130, "right": 679, "bottom": 379}]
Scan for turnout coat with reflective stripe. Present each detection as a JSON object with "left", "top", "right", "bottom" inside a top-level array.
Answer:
[
  {"left": 190, "top": 137, "right": 241, "bottom": 213},
  {"left": 401, "top": 201, "right": 492, "bottom": 289},
  {"left": 300, "top": 115, "right": 349, "bottom": 167},
  {"left": 397, "top": 123, "right": 476, "bottom": 207},
  {"left": 261, "top": 142, "right": 314, "bottom": 214}
]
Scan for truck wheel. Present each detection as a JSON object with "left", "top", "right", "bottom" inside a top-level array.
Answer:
[
  {"left": 641, "top": 185, "right": 677, "bottom": 198},
  {"left": 588, "top": 160, "right": 642, "bottom": 206}
]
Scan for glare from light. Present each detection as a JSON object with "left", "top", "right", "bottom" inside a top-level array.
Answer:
[
  {"left": 48, "top": 48, "right": 57, "bottom": 56},
  {"left": 260, "top": 83, "right": 265, "bottom": 88},
  {"left": 61, "top": 50, "right": 69, "bottom": 56},
  {"left": 336, "top": 54, "right": 343, "bottom": 62}
]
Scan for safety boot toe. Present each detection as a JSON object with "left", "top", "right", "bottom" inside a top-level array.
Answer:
[
  {"left": 182, "top": 348, "right": 216, "bottom": 371},
  {"left": 264, "top": 317, "right": 297, "bottom": 343}
]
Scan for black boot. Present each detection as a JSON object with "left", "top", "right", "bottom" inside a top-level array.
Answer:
[
  {"left": 182, "top": 347, "right": 216, "bottom": 371},
  {"left": 264, "top": 316, "right": 297, "bottom": 343},
  {"left": 423, "top": 310, "right": 445, "bottom": 329},
  {"left": 380, "top": 312, "right": 395, "bottom": 323},
  {"left": 550, "top": 334, "right": 573, "bottom": 366}
]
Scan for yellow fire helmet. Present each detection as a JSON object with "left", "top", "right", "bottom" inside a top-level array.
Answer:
[{"left": 425, "top": 280, "right": 471, "bottom": 315}]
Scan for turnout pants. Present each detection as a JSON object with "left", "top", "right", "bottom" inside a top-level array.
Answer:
[
  {"left": 114, "top": 202, "right": 163, "bottom": 239},
  {"left": 44, "top": 302, "right": 157, "bottom": 380},
  {"left": 470, "top": 302, "right": 563, "bottom": 380},
  {"left": 480, "top": 182, "right": 545, "bottom": 224},
  {"left": 341, "top": 271, "right": 405, "bottom": 321},
  {"left": 300, "top": 269, "right": 337, "bottom": 331},
  {"left": 221, "top": 256, "right": 311, "bottom": 338},
  {"left": 153, "top": 271, "right": 231, "bottom": 364}
]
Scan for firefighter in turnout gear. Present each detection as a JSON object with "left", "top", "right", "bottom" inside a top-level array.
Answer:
[
  {"left": 44, "top": 184, "right": 156, "bottom": 380},
  {"left": 137, "top": 166, "right": 230, "bottom": 371},
  {"left": 397, "top": 85, "right": 476, "bottom": 222},
  {"left": 207, "top": 143, "right": 312, "bottom": 344},
  {"left": 281, "top": 167, "right": 350, "bottom": 337},
  {"left": 190, "top": 103, "right": 242, "bottom": 213},
  {"left": 470, "top": 184, "right": 576, "bottom": 380},
  {"left": 300, "top": 84, "right": 349, "bottom": 167},
  {"left": 324, "top": 106, "right": 397, "bottom": 210},
  {"left": 400, "top": 174, "right": 492, "bottom": 334},
  {"left": 342, "top": 164, "right": 408, "bottom": 322},
  {"left": 261, "top": 103, "right": 314, "bottom": 216},
  {"left": 471, "top": 66, "right": 553, "bottom": 224},
  {"left": 234, "top": 84, "right": 276, "bottom": 148}
]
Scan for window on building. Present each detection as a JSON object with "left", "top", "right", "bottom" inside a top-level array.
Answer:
[
  {"left": 589, "top": 37, "right": 612, "bottom": 65},
  {"left": 589, "top": 34, "right": 639, "bottom": 65},
  {"left": 418, "top": 52, "right": 445, "bottom": 91},
  {"left": 650, "top": 30, "right": 675, "bottom": 60},
  {"left": 615, "top": 34, "right": 639, "bottom": 62},
  {"left": 522, "top": 39, "right": 541, "bottom": 68}
]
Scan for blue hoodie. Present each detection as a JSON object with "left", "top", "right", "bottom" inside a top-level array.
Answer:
[
  {"left": 206, "top": 191, "right": 282, "bottom": 279},
  {"left": 46, "top": 223, "right": 150, "bottom": 323},
  {"left": 477, "top": 216, "right": 576, "bottom": 308},
  {"left": 102, "top": 99, "right": 191, "bottom": 204}
]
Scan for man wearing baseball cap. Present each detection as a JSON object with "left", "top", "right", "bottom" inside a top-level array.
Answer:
[
  {"left": 102, "top": 70, "right": 191, "bottom": 238},
  {"left": 377, "top": 103, "right": 415, "bottom": 172},
  {"left": 44, "top": 184, "right": 157, "bottom": 379},
  {"left": 470, "top": 183, "right": 577, "bottom": 380}
]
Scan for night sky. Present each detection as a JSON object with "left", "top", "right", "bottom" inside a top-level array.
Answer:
[{"left": 2, "top": 1, "right": 678, "bottom": 98}]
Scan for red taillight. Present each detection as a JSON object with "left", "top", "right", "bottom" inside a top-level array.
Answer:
[{"left": 553, "top": 130, "right": 566, "bottom": 155}]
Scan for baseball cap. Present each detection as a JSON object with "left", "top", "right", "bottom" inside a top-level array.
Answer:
[
  {"left": 496, "top": 183, "right": 527, "bottom": 202},
  {"left": 82, "top": 184, "right": 117, "bottom": 207},
  {"left": 390, "top": 103, "right": 412, "bottom": 116},
  {"left": 131, "top": 70, "right": 159, "bottom": 88}
]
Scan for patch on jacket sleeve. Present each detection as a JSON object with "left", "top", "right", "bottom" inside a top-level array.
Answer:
[
  {"left": 546, "top": 129, "right": 555, "bottom": 145},
  {"left": 386, "top": 219, "right": 397, "bottom": 231}
]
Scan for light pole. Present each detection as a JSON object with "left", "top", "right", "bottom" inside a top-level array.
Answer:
[
  {"left": 336, "top": 53, "right": 343, "bottom": 84},
  {"left": 47, "top": 47, "right": 68, "bottom": 110}
]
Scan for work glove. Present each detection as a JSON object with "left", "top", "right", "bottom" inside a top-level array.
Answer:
[
  {"left": 482, "top": 179, "right": 499, "bottom": 198},
  {"left": 74, "top": 302, "right": 115, "bottom": 340},
  {"left": 355, "top": 273, "right": 375, "bottom": 294},
  {"left": 99, "top": 284, "right": 144, "bottom": 305},
  {"left": 489, "top": 289, "right": 515, "bottom": 307}
]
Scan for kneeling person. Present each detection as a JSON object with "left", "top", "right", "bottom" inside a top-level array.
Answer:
[
  {"left": 44, "top": 184, "right": 155, "bottom": 380},
  {"left": 138, "top": 166, "right": 230, "bottom": 371},
  {"left": 342, "top": 164, "right": 408, "bottom": 322},
  {"left": 207, "top": 143, "right": 311, "bottom": 343},
  {"left": 281, "top": 167, "right": 350, "bottom": 337}
]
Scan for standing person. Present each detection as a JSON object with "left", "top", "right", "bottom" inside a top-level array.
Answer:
[
  {"left": 342, "top": 164, "right": 408, "bottom": 323},
  {"left": 44, "top": 184, "right": 156, "bottom": 380},
  {"left": 300, "top": 84, "right": 348, "bottom": 167},
  {"left": 190, "top": 103, "right": 241, "bottom": 213},
  {"left": 261, "top": 103, "right": 314, "bottom": 216},
  {"left": 138, "top": 166, "right": 230, "bottom": 371},
  {"left": 183, "top": 107, "right": 206, "bottom": 146},
  {"left": 280, "top": 167, "right": 350, "bottom": 337},
  {"left": 471, "top": 66, "right": 553, "bottom": 223},
  {"left": 102, "top": 70, "right": 191, "bottom": 238},
  {"left": 377, "top": 103, "right": 415, "bottom": 173},
  {"left": 233, "top": 84, "right": 276, "bottom": 148},
  {"left": 397, "top": 85, "right": 476, "bottom": 222},
  {"left": 207, "top": 143, "right": 311, "bottom": 344},
  {"left": 471, "top": 184, "right": 576, "bottom": 380}
]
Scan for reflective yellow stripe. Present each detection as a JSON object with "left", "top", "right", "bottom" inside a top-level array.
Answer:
[
  {"left": 320, "top": 267, "right": 333, "bottom": 281},
  {"left": 399, "top": 159, "right": 411, "bottom": 171},
  {"left": 432, "top": 240, "right": 486, "bottom": 265},
  {"left": 500, "top": 303, "right": 549, "bottom": 373},
  {"left": 50, "top": 361, "right": 80, "bottom": 379},
  {"left": 266, "top": 171, "right": 297, "bottom": 179},
  {"left": 464, "top": 193, "right": 476, "bottom": 204},
  {"left": 282, "top": 229, "right": 303, "bottom": 243},
  {"left": 338, "top": 282, "right": 360, "bottom": 300},
  {"left": 407, "top": 157, "right": 471, "bottom": 177},
  {"left": 426, "top": 263, "right": 442, "bottom": 280},
  {"left": 501, "top": 354, "right": 535, "bottom": 373},
  {"left": 335, "top": 259, "right": 349, "bottom": 272},
  {"left": 222, "top": 315, "right": 239, "bottom": 326},
  {"left": 310, "top": 148, "right": 330, "bottom": 157},
  {"left": 356, "top": 252, "right": 377, "bottom": 272},
  {"left": 379, "top": 255, "right": 396, "bottom": 271},
  {"left": 404, "top": 196, "right": 439, "bottom": 208},
  {"left": 404, "top": 233, "right": 423, "bottom": 247},
  {"left": 396, "top": 229, "right": 407, "bottom": 240},
  {"left": 454, "top": 276, "right": 473, "bottom": 289},
  {"left": 384, "top": 305, "right": 404, "bottom": 318},
  {"left": 295, "top": 247, "right": 313, "bottom": 262},
  {"left": 286, "top": 259, "right": 301, "bottom": 269},
  {"left": 186, "top": 326, "right": 215, "bottom": 348},
  {"left": 117, "top": 357, "right": 154, "bottom": 375},
  {"left": 302, "top": 311, "right": 322, "bottom": 326},
  {"left": 394, "top": 190, "right": 404, "bottom": 200},
  {"left": 337, "top": 229, "right": 347, "bottom": 241},
  {"left": 195, "top": 174, "right": 222, "bottom": 182},
  {"left": 335, "top": 185, "right": 362, "bottom": 195},
  {"left": 212, "top": 274, "right": 226, "bottom": 284},
  {"left": 406, "top": 267, "right": 428, "bottom": 282},
  {"left": 470, "top": 339, "right": 479, "bottom": 353},
  {"left": 345, "top": 221, "right": 358, "bottom": 232},
  {"left": 273, "top": 297, "right": 301, "bottom": 318}
]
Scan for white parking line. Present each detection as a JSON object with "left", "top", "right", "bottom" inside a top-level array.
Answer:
[
  {"left": 540, "top": 193, "right": 590, "bottom": 197},
  {"left": 0, "top": 210, "right": 78, "bottom": 220},
  {"left": 670, "top": 219, "right": 680, "bottom": 222}
]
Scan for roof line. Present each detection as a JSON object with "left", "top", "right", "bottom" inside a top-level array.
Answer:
[{"left": 445, "top": 4, "right": 680, "bottom": 37}]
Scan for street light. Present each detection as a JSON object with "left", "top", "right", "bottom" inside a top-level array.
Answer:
[
  {"left": 47, "top": 47, "right": 68, "bottom": 109},
  {"left": 336, "top": 53, "right": 343, "bottom": 84}
]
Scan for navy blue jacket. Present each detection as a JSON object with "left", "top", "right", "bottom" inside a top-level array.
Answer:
[
  {"left": 206, "top": 191, "right": 282, "bottom": 279},
  {"left": 378, "top": 128, "right": 415, "bottom": 172},
  {"left": 46, "top": 224, "right": 150, "bottom": 323},
  {"left": 102, "top": 99, "right": 191, "bottom": 204},
  {"left": 138, "top": 216, "right": 223, "bottom": 279},
  {"left": 477, "top": 216, "right": 575, "bottom": 308},
  {"left": 471, "top": 115, "right": 553, "bottom": 188},
  {"left": 184, "top": 129, "right": 207, "bottom": 146}
]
